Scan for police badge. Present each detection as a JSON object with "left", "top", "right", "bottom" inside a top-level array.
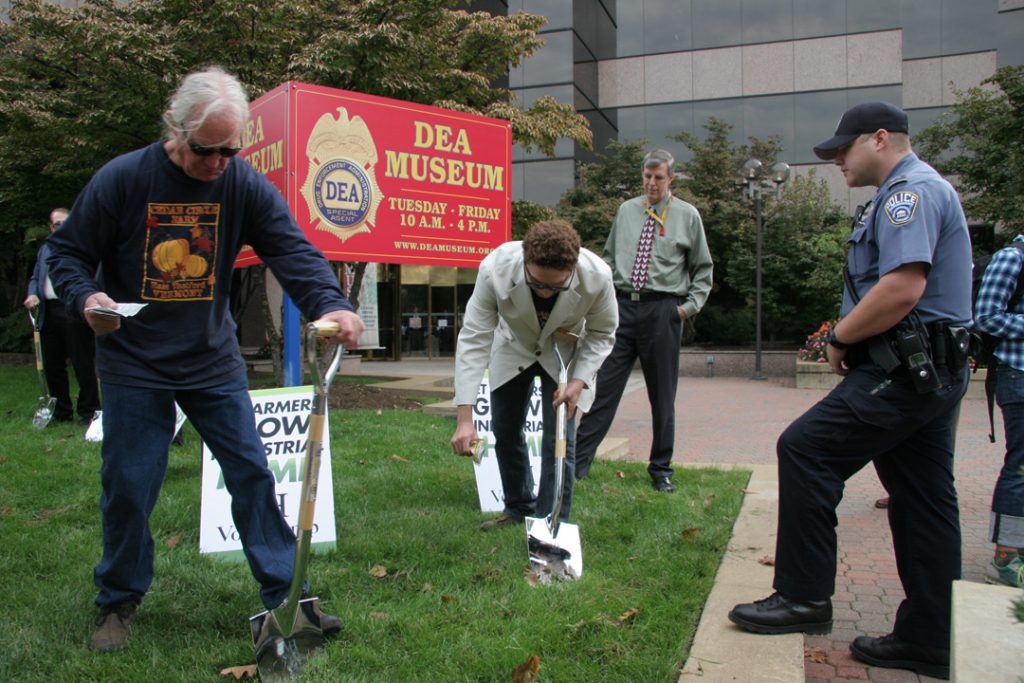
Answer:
[
  {"left": 300, "top": 108, "right": 383, "bottom": 242},
  {"left": 884, "top": 191, "right": 919, "bottom": 225}
]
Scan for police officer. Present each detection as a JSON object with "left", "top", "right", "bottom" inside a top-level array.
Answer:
[{"left": 728, "top": 102, "right": 971, "bottom": 681}]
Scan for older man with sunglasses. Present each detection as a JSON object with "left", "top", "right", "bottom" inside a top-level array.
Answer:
[
  {"left": 451, "top": 220, "right": 618, "bottom": 530},
  {"left": 47, "top": 66, "right": 363, "bottom": 653}
]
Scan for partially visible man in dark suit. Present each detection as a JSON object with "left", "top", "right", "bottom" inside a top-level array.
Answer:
[{"left": 24, "top": 207, "right": 100, "bottom": 425}]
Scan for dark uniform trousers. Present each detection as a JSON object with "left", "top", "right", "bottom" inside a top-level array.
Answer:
[
  {"left": 774, "top": 359, "right": 967, "bottom": 649},
  {"left": 576, "top": 295, "right": 682, "bottom": 479},
  {"left": 41, "top": 298, "right": 100, "bottom": 420}
]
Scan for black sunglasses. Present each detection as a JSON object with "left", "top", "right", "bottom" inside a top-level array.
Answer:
[
  {"left": 187, "top": 139, "right": 243, "bottom": 158},
  {"left": 524, "top": 264, "right": 574, "bottom": 293}
]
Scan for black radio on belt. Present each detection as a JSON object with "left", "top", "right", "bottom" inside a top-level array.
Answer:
[{"left": 895, "top": 326, "right": 942, "bottom": 394}]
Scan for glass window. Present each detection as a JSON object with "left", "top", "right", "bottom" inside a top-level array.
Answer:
[
  {"left": 520, "top": 159, "right": 576, "bottom": 206},
  {"left": 793, "top": 0, "right": 845, "bottom": 39},
  {"left": 846, "top": 0, "right": 897, "bottom": 33},
  {"left": 692, "top": 0, "right": 741, "bottom": 50},
  {"left": 616, "top": 106, "right": 648, "bottom": 146},
  {"left": 616, "top": 2, "right": 646, "bottom": 57},
  {"left": 644, "top": 103, "right": 696, "bottom": 163},
  {"left": 900, "top": 0, "right": 941, "bottom": 59},
  {"left": 997, "top": 9, "right": 1024, "bottom": 67},
  {"left": 573, "top": 0, "right": 617, "bottom": 60},
  {"left": 693, "top": 99, "right": 745, "bottom": 145},
  {"left": 793, "top": 90, "right": 849, "bottom": 164},
  {"left": 519, "top": 29, "right": 573, "bottom": 87},
  {"left": 523, "top": 0, "right": 572, "bottom": 29},
  {"left": 742, "top": 0, "right": 793, "bottom": 45},
  {"left": 940, "top": 0, "right": 996, "bottom": 56},
  {"left": 643, "top": 0, "right": 693, "bottom": 54},
  {"left": 743, "top": 94, "right": 795, "bottom": 159}
]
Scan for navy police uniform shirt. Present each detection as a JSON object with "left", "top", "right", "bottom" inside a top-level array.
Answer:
[{"left": 842, "top": 152, "right": 972, "bottom": 326}]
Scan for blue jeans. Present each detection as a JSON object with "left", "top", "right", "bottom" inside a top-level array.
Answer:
[
  {"left": 993, "top": 364, "right": 1024, "bottom": 546},
  {"left": 95, "top": 376, "right": 295, "bottom": 610},
  {"left": 490, "top": 364, "right": 575, "bottom": 522}
]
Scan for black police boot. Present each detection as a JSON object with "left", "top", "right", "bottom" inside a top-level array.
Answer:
[{"left": 728, "top": 592, "right": 832, "bottom": 635}]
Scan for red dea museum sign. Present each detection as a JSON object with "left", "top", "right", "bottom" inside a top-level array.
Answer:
[{"left": 236, "top": 82, "right": 511, "bottom": 268}]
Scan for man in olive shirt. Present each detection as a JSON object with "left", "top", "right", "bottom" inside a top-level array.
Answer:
[{"left": 574, "top": 149, "right": 713, "bottom": 492}]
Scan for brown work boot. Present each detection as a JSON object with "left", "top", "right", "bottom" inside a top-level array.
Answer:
[
  {"left": 479, "top": 513, "right": 521, "bottom": 531},
  {"left": 89, "top": 601, "right": 137, "bottom": 652}
]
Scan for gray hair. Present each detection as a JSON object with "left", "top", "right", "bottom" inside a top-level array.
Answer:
[
  {"left": 643, "top": 149, "right": 675, "bottom": 173},
  {"left": 162, "top": 66, "right": 249, "bottom": 142}
]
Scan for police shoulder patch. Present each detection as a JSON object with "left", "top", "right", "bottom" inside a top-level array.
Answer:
[{"left": 884, "top": 190, "right": 919, "bottom": 225}]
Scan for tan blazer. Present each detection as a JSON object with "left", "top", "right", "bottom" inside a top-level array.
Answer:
[{"left": 454, "top": 241, "right": 618, "bottom": 413}]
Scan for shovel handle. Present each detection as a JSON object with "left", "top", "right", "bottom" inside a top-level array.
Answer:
[{"left": 310, "top": 320, "right": 341, "bottom": 337}]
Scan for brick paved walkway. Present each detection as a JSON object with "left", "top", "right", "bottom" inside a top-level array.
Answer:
[{"left": 599, "top": 373, "right": 1000, "bottom": 683}]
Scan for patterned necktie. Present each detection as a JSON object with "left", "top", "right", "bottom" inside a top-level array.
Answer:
[{"left": 629, "top": 213, "right": 658, "bottom": 292}]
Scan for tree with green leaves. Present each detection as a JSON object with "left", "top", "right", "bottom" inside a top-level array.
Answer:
[
  {"left": 556, "top": 120, "right": 848, "bottom": 346},
  {"left": 915, "top": 64, "right": 1024, "bottom": 239},
  {"left": 0, "top": 0, "right": 591, "bottom": 351}
]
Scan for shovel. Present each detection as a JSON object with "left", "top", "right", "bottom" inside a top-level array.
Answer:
[
  {"left": 27, "top": 308, "right": 56, "bottom": 428},
  {"left": 525, "top": 329, "right": 583, "bottom": 582},
  {"left": 249, "top": 320, "right": 343, "bottom": 682}
]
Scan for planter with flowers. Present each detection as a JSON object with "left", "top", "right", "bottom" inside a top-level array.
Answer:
[{"left": 796, "top": 320, "right": 842, "bottom": 389}]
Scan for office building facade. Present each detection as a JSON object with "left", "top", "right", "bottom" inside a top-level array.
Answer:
[{"left": 478, "top": 0, "right": 1024, "bottom": 212}]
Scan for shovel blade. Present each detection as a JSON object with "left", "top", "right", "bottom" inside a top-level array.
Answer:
[
  {"left": 32, "top": 397, "right": 56, "bottom": 429},
  {"left": 250, "top": 598, "right": 325, "bottom": 682},
  {"left": 526, "top": 516, "right": 583, "bottom": 581}
]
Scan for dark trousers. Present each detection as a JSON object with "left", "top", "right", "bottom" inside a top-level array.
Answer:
[
  {"left": 774, "top": 361, "right": 966, "bottom": 649},
  {"left": 41, "top": 299, "right": 99, "bottom": 420},
  {"left": 491, "top": 363, "right": 576, "bottom": 522},
  {"left": 96, "top": 376, "right": 295, "bottom": 610},
  {"left": 575, "top": 297, "right": 682, "bottom": 479}
]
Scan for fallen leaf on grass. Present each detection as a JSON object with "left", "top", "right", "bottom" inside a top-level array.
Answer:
[
  {"left": 703, "top": 494, "right": 716, "bottom": 509},
  {"left": 420, "top": 583, "right": 434, "bottom": 593},
  {"left": 615, "top": 608, "right": 639, "bottom": 626},
  {"left": 164, "top": 533, "right": 183, "bottom": 549},
  {"left": 219, "top": 665, "right": 258, "bottom": 679},
  {"left": 680, "top": 527, "right": 701, "bottom": 540},
  {"left": 758, "top": 555, "right": 775, "bottom": 566},
  {"left": 369, "top": 611, "right": 388, "bottom": 620},
  {"left": 616, "top": 471, "right": 625, "bottom": 478},
  {"left": 369, "top": 565, "right": 388, "bottom": 578},
  {"left": 375, "top": 409, "right": 382, "bottom": 415},
  {"left": 524, "top": 568, "right": 540, "bottom": 588},
  {"left": 441, "top": 595, "right": 458, "bottom": 604},
  {"left": 804, "top": 646, "right": 827, "bottom": 663},
  {"left": 512, "top": 654, "right": 540, "bottom": 682},
  {"left": 390, "top": 454, "right": 409, "bottom": 463},
  {"left": 0, "top": 505, "right": 11, "bottom": 515}
]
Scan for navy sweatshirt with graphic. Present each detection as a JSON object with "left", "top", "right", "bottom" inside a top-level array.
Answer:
[{"left": 48, "top": 141, "right": 352, "bottom": 389}]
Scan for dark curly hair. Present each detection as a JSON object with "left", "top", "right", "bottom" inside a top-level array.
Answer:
[{"left": 522, "top": 219, "right": 581, "bottom": 270}]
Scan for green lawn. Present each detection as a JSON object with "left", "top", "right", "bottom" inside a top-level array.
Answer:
[{"left": 0, "top": 366, "right": 748, "bottom": 682}]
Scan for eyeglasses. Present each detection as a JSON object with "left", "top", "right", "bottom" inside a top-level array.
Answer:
[
  {"left": 524, "top": 264, "right": 574, "bottom": 293},
  {"left": 187, "top": 139, "right": 243, "bottom": 158}
]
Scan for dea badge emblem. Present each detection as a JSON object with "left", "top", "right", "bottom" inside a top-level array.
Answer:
[{"left": 300, "top": 108, "right": 383, "bottom": 242}]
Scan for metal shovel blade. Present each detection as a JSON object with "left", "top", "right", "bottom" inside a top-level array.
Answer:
[
  {"left": 250, "top": 598, "right": 325, "bottom": 682},
  {"left": 526, "top": 516, "right": 583, "bottom": 582},
  {"left": 29, "top": 310, "right": 55, "bottom": 429},
  {"left": 32, "top": 396, "right": 56, "bottom": 429}
]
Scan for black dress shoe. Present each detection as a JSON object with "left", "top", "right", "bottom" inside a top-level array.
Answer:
[
  {"left": 728, "top": 592, "right": 832, "bottom": 635},
  {"left": 652, "top": 476, "right": 675, "bottom": 493},
  {"left": 849, "top": 633, "right": 949, "bottom": 679}
]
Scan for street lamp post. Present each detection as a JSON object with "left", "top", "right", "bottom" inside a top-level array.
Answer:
[{"left": 737, "top": 158, "right": 790, "bottom": 380}]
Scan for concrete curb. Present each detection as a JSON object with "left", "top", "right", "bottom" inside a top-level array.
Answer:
[{"left": 678, "top": 463, "right": 804, "bottom": 682}]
